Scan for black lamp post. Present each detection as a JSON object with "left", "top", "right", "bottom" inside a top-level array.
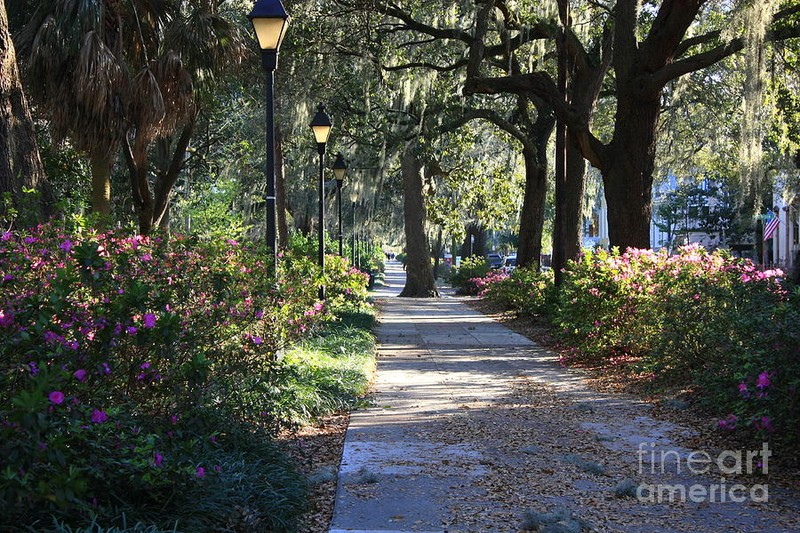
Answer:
[
  {"left": 248, "top": 0, "right": 289, "bottom": 281},
  {"left": 310, "top": 104, "right": 332, "bottom": 299},
  {"left": 332, "top": 153, "right": 347, "bottom": 257}
]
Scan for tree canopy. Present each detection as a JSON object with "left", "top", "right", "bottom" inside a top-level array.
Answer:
[{"left": 3, "top": 0, "right": 799, "bottom": 277}]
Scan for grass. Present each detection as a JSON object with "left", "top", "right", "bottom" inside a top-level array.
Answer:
[{"left": 278, "top": 309, "right": 377, "bottom": 426}]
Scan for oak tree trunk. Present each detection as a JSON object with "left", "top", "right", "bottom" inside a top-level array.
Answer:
[
  {"left": 399, "top": 141, "right": 438, "bottom": 297},
  {"left": 602, "top": 93, "right": 659, "bottom": 250},
  {"left": 276, "top": 122, "right": 289, "bottom": 248},
  {"left": 0, "top": 0, "right": 51, "bottom": 222},
  {"left": 516, "top": 146, "right": 547, "bottom": 269},
  {"left": 552, "top": 141, "right": 585, "bottom": 283}
]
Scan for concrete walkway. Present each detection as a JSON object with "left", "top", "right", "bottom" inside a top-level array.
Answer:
[{"left": 328, "top": 262, "right": 800, "bottom": 533}]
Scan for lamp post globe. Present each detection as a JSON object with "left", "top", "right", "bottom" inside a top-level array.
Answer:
[
  {"left": 310, "top": 104, "right": 332, "bottom": 300},
  {"left": 332, "top": 153, "right": 348, "bottom": 257},
  {"left": 248, "top": 0, "right": 289, "bottom": 282}
]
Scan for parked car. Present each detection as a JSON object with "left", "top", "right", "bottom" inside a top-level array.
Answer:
[
  {"left": 502, "top": 255, "right": 517, "bottom": 273},
  {"left": 487, "top": 253, "right": 504, "bottom": 269}
]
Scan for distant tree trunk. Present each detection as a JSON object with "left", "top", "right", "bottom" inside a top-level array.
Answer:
[
  {"left": 552, "top": 139, "right": 586, "bottom": 284},
  {"left": 552, "top": 135, "right": 567, "bottom": 284},
  {"left": 461, "top": 223, "right": 486, "bottom": 259},
  {"left": 122, "top": 133, "right": 155, "bottom": 234},
  {"left": 123, "top": 115, "right": 195, "bottom": 235},
  {"left": 552, "top": 0, "right": 589, "bottom": 280},
  {"left": 432, "top": 227, "right": 443, "bottom": 279},
  {"left": 0, "top": 0, "right": 51, "bottom": 223},
  {"left": 276, "top": 123, "right": 289, "bottom": 248},
  {"left": 90, "top": 153, "right": 113, "bottom": 217},
  {"left": 552, "top": 8, "right": 570, "bottom": 286},
  {"left": 154, "top": 119, "right": 194, "bottom": 231},
  {"left": 399, "top": 141, "right": 438, "bottom": 297}
]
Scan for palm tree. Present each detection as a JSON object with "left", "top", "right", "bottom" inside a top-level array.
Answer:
[{"left": 14, "top": 0, "right": 247, "bottom": 233}]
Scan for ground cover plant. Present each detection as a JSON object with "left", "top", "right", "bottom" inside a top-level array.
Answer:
[
  {"left": 468, "top": 245, "right": 800, "bottom": 447},
  {"left": 0, "top": 222, "right": 373, "bottom": 531}
]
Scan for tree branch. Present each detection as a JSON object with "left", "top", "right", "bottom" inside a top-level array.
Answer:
[
  {"left": 384, "top": 59, "right": 469, "bottom": 72},
  {"left": 441, "top": 107, "right": 529, "bottom": 148}
]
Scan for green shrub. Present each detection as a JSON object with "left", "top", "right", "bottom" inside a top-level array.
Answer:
[
  {"left": 478, "top": 267, "right": 554, "bottom": 316},
  {"left": 449, "top": 256, "right": 490, "bottom": 295},
  {"left": 555, "top": 245, "right": 800, "bottom": 445},
  {"left": 276, "top": 313, "right": 376, "bottom": 426},
  {"left": 0, "top": 224, "right": 373, "bottom": 529}
]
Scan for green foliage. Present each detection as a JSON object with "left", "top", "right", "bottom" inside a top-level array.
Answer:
[
  {"left": 355, "top": 240, "right": 385, "bottom": 276},
  {"left": 555, "top": 245, "right": 799, "bottom": 445},
  {"left": 283, "top": 233, "right": 371, "bottom": 311},
  {"left": 478, "top": 267, "right": 555, "bottom": 316},
  {"left": 276, "top": 313, "right": 376, "bottom": 427},
  {"left": 449, "top": 256, "right": 490, "bottom": 295},
  {"left": 174, "top": 176, "right": 250, "bottom": 241},
  {"left": 321, "top": 254, "right": 372, "bottom": 315},
  {"left": 0, "top": 223, "right": 373, "bottom": 530}
]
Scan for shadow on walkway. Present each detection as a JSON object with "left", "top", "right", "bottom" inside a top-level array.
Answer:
[{"left": 329, "top": 262, "right": 800, "bottom": 533}]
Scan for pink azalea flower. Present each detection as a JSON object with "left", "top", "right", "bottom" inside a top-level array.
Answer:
[
  {"left": 49, "top": 391, "right": 65, "bottom": 405},
  {"left": 91, "top": 409, "right": 108, "bottom": 424},
  {"left": 718, "top": 414, "right": 737, "bottom": 431},
  {"left": 143, "top": 313, "right": 157, "bottom": 328},
  {"left": 0, "top": 310, "right": 14, "bottom": 328},
  {"left": 756, "top": 371, "right": 772, "bottom": 389},
  {"left": 754, "top": 416, "right": 774, "bottom": 433},
  {"left": 153, "top": 452, "right": 164, "bottom": 467},
  {"left": 74, "top": 369, "right": 87, "bottom": 382},
  {"left": 195, "top": 466, "right": 206, "bottom": 478}
]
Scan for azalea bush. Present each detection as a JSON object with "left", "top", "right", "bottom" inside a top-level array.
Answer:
[
  {"left": 476, "top": 267, "right": 554, "bottom": 316},
  {"left": 555, "top": 245, "right": 800, "bottom": 444},
  {"left": 449, "top": 256, "right": 490, "bottom": 295},
  {"left": 321, "top": 254, "right": 371, "bottom": 315},
  {"left": 0, "top": 223, "right": 367, "bottom": 529}
]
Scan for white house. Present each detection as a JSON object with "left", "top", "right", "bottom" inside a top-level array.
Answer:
[
  {"left": 584, "top": 179, "right": 799, "bottom": 276},
  {"left": 770, "top": 194, "right": 800, "bottom": 270}
]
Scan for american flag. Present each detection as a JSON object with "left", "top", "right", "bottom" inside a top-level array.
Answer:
[{"left": 763, "top": 211, "right": 780, "bottom": 241}]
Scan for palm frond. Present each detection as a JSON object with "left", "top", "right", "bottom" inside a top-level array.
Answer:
[
  {"left": 130, "top": 66, "right": 166, "bottom": 137},
  {"left": 74, "top": 31, "right": 124, "bottom": 121},
  {"left": 162, "top": 7, "right": 248, "bottom": 84}
]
